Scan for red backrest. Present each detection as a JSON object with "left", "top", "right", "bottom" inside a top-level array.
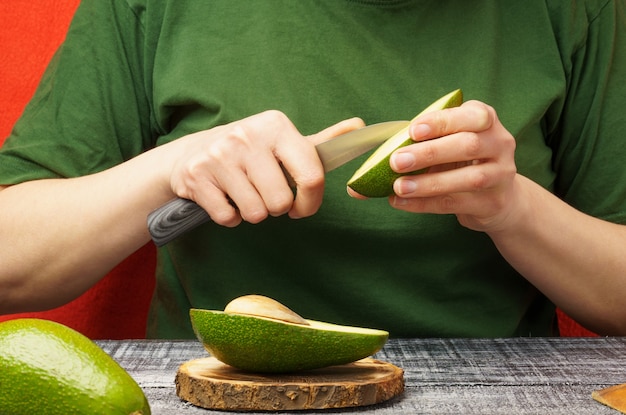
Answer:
[{"left": 0, "top": 0, "right": 156, "bottom": 339}]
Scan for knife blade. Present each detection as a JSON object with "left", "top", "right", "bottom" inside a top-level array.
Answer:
[{"left": 147, "top": 120, "right": 409, "bottom": 246}]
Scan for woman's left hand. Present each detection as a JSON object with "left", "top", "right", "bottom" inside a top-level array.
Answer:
[{"left": 382, "top": 100, "right": 520, "bottom": 233}]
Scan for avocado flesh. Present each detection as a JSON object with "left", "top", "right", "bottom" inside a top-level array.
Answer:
[
  {"left": 190, "top": 309, "right": 389, "bottom": 373},
  {"left": 347, "top": 89, "right": 463, "bottom": 197}
]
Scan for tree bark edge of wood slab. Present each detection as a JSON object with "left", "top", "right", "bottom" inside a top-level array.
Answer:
[{"left": 175, "top": 356, "right": 404, "bottom": 411}]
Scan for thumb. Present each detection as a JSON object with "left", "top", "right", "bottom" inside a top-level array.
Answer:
[{"left": 308, "top": 117, "right": 365, "bottom": 146}]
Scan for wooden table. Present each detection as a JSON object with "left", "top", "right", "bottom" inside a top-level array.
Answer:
[{"left": 97, "top": 338, "right": 626, "bottom": 414}]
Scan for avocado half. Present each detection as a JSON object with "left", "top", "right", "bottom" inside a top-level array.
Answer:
[
  {"left": 347, "top": 89, "right": 463, "bottom": 197},
  {"left": 190, "top": 308, "right": 389, "bottom": 373}
]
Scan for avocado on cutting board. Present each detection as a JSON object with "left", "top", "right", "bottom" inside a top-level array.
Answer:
[{"left": 176, "top": 295, "right": 404, "bottom": 411}]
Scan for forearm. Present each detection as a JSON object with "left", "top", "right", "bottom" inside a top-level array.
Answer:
[
  {"left": 0, "top": 113, "right": 358, "bottom": 314},
  {"left": 0, "top": 147, "right": 175, "bottom": 313},
  {"left": 488, "top": 175, "right": 626, "bottom": 335}
]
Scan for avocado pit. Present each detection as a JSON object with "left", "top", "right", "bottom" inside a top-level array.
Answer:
[{"left": 223, "top": 294, "right": 309, "bottom": 326}]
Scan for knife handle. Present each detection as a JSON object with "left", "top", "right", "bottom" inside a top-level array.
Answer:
[
  {"left": 147, "top": 198, "right": 210, "bottom": 246},
  {"left": 148, "top": 168, "right": 291, "bottom": 246}
]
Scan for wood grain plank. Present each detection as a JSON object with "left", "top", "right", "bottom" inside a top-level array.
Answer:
[{"left": 97, "top": 338, "right": 626, "bottom": 414}]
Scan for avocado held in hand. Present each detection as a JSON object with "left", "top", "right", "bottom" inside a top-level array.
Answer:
[
  {"left": 190, "top": 295, "right": 389, "bottom": 373},
  {"left": 347, "top": 89, "right": 463, "bottom": 197}
]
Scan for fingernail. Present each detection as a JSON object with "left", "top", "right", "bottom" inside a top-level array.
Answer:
[
  {"left": 396, "top": 178, "right": 417, "bottom": 195},
  {"left": 391, "top": 152, "right": 415, "bottom": 170},
  {"left": 411, "top": 123, "right": 431, "bottom": 140},
  {"left": 392, "top": 196, "right": 408, "bottom": 206}
]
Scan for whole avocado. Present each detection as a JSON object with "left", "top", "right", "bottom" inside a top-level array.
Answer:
[{"left": 0, "top": 318, "right": 150, "bottom": 415}]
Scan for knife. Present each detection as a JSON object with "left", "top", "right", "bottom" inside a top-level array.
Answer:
[{"left": 147, "top": 120, "right": 409, "bottom": 246}]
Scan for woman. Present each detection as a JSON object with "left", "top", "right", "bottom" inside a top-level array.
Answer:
[{"left": 1, "top": 0, "right": 625, "bottom": 338}]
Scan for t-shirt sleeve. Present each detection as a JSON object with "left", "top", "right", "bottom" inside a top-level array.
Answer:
[
  {"left": 0, "top": 0, "right": 153, "bottom": 184},
  {"left": 548, "top": 1, "right": 626, "bottom": 224}
]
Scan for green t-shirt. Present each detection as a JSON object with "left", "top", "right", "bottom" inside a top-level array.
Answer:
[{"left": 2, "top": 0, "right": 625, "bottom": 338}]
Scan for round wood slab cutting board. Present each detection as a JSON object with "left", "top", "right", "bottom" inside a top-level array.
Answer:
[{"left": 175, "top": 357, "right": 404, "bottom": 411}]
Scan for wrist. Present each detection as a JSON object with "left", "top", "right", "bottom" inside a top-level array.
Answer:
[{"left": 482, "top": 174, "right": 536, "bottom": 238}]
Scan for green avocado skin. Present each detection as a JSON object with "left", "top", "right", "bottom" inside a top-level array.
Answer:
[
  {"left": 0, "top": 319, "right": 150, "bottom": 415},
  {"left": 190, "top": 310, "right": 388, "bottom": 373},
  {"left": 348, "top": 140, "right": 426, "bottom": 198},
  {"left": 347, "top": 89, "right": 463, "bottom": 198}
]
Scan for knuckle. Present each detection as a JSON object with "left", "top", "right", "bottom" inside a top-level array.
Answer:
[
  {"left": 425, "top": 176, "right": 445, "bottom": 195},
  {"left": 468, "top": 169, "right": 490, "bottom": 190},
  {"left": 224, "top": 124, "right": 251, "bottom": 146},
  {"left": 439, "top": 195, "right": 458, "bottom": 212},
  {"left": 292, "top": 203, "right": 321, "bottom": 218},
  {"left": 210, "top": 210, "right": 242, "bottom": 227},
  {"left": 504, "top": 133, "right": 517, "bottom": 153},
  {"left": 178, "top": 158, "right": 217, "bottom": 196},
  {"left": 259, "top": 109, "right": 293, "bottom": 132},
  {"left": 464, "top": 133, "right": 482, "bottom": 158},
  {"left": 296, "top": 171, "right": 325, "bottom": 190},
  {"left": 181, "top": 160, "right": 203, "bottom": 186},
  {"left": 261, "top": 109, "right": 289, "bottom": 121},
  {"left": 418, "top": 142, "right": 438, "bottom": 164},
  {"left": 431, "top": 111, "right": 451, "bottom": 135},
  {"left": 466, "top": 101, "right": 494, "bottom": 130},
  {"left": 266, "top": 193, "right": 294, "bottom": 216},
  {"left": 204, "top": 144, "right": 228, "bottom": 165},
  {"left": 242, "top": 208, "right": 269, "bottom": 224},
  {"left": 506, "top": 163, "right": 518, "bottom": 178}
]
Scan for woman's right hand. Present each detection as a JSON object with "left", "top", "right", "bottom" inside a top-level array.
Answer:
[{"left": 165, "top": 110, "right": 364, "bottom": 227}]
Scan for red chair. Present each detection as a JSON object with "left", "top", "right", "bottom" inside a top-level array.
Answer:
[
  {"left": 0, "top": 0, "right": 156, "bottom": 339},
  {"left": 0, "top": 0, "right": 596, "bottom": 338}
]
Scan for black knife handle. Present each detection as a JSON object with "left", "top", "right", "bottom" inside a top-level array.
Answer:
[{"left": 147, "top": 198, "right": 210, "bottom": 246}]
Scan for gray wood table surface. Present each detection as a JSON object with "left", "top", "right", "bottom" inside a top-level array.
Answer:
[{"left": 97, "top": 338, "right": 626, "bottom": 414}]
